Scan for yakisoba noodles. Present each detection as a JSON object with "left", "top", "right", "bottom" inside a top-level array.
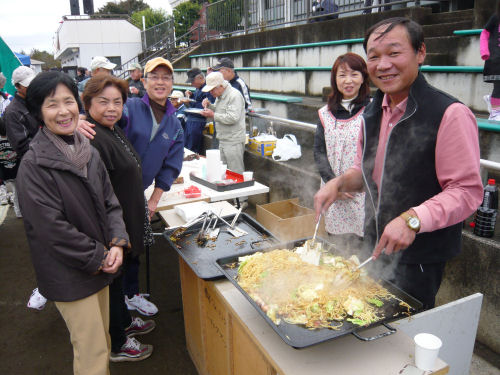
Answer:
[{"left": 237, "top": 245, "right": 405, "bottom": 330}]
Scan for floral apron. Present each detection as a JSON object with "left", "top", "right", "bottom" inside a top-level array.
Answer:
[{"left": 318, "top": 105, "right": 365, "bottom": 236}]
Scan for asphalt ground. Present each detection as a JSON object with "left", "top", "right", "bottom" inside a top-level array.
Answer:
[
  {"left": 0, "top": 205, "right": 197, "bottom": 375},
  {"left": 1, "top": 203, "right": 499, "bottom": 374}
]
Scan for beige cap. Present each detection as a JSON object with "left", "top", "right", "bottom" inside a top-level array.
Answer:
[
  {"left": 128, "top": 62, "right": 142, "bottom": 71},
  {"left": 202, "top": 72, "right": 224, "bottom": 92},
  {"left": 90, "top": 56, "right": 116, "bottom": 71},
  {"left": 144, "top": 57, "right": 173, "bottom": 75},
  {"left": 169, "top": 90, "right": 184, "bottom": 99}
]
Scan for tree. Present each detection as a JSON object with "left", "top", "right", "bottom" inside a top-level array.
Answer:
[
  {"left": 173, "top": 2, "right": 202, "bottom": 38},
  {"left": 30, "top": 49, "right": 61, "bottom": 70},
  {"left": 131, "top": 8, "right": 168, "bottom": 29},
  {"left": 96, "top": 0, "right": 149, "bottom": 15}
]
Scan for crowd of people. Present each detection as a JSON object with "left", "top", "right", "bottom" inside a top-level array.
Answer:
[{"left": 0, "top": 6, "right": 495, "bottom": 373}]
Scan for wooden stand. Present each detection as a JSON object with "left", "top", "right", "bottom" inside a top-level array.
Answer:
[{"left": 178, "top": 258, "right": 449, "bottom": 375}]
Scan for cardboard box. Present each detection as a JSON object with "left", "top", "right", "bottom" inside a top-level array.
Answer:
[
  {"left": 257, "top": 198, "right": 322, "bottom": 241},
  {"left": 248, "top": 137, "right": 276, "bottom": 156}
]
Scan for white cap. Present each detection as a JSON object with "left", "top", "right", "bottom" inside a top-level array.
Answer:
[
  {"left": 90, "top": 56, "right": 116, "bottom": 71},
  {"left": 11, "top": 66, "right": 36, "bottom": 87},
  {"left": 169, "top": 90, "right": 184, "bottom": 99},
  {"left": 202, "top": 72, "right": 225, "bottom": 92}
]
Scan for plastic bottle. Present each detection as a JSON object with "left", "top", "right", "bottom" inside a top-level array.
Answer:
[{"left": 473, "top": 179, "right": 498, "bottom": 238}]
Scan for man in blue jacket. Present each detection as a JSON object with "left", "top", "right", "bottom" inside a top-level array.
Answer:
[{"left": 182, "top": 68, "right": 215, "bottom": 153}]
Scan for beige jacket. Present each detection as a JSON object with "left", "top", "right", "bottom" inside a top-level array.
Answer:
[{"left": 208, "top": 85, "right": 246, "bottom": 143}]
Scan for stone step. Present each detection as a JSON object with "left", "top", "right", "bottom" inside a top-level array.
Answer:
[
  {"left": 424, "top": 9, "right": 474, "bottom": 25},
  {"left": 422, "top": 20, "right": 474, "bottom": 38},
  {"left": 425, "top": 52, "right": 455, "bottom": 66}
]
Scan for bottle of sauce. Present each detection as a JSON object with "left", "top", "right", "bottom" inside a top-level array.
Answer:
[{"left": 473, "top": 178, "right": 498, "bottom": 238}]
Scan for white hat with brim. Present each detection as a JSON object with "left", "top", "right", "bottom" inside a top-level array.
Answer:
[
  {"left": 202, "top": 72, "right": 224, "bottom": 92},
  {"left": 169, "top": 90, "right": 184, "bottom": 99},
  {"left": 11, "top": 66, "right": 36, "bottom": 87},
  {"left": 90, "top": 56, "right": 117, "bottom": 71}
]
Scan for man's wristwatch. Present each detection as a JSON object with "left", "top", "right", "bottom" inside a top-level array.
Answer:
[{"left": 400, "top": 211, "right": 421, "bottom": 233}]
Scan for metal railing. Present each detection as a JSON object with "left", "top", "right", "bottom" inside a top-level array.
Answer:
[
  {"left": 141, "top": 18, "right": 175, "bottom": 52},
  {"left": 247, "top": 112, "right": 500, "bottom": 173},
  {"left": 116, "top": 25, "right": 204, "bottom": 79},
  {"left": 206, "top": 0, "right": 447, "bottom": 38}
]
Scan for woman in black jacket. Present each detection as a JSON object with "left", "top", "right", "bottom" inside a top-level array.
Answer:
[
  {"left": 18, "top": 71, "right": 128, "bottom": 374},
  {"left": 82, "top": 74, "right": 154, "bottom": 362},
  {"left": 314, "top": 53, "right": 370, "bottom": 240}
]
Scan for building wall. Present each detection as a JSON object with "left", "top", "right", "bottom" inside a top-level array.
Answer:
[{"left": 55, "top": 19, "right": 142, "bottom": 70}]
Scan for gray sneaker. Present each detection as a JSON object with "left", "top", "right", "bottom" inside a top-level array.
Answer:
[{"left": 110, "top": 337, "right": 153, "bottom": 362}]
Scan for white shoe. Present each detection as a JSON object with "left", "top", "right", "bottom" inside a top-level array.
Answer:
[
  {"left": 27, "top": 288, "right": 47, "bottom": 310},
  {"left": 125, "top": 294, "right": 158, "bottom": 316},
  {"left": 489, "top": 108, "right": 500, "bottom": 122}
]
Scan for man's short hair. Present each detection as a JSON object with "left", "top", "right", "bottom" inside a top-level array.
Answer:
[
  {"left": 186, "top": 68, "right": 203, "bottom": 83},
  {"left": 363, "top": 17, "right": 424, "bottom": 54},
  {"left": 212, "top": 57, "right": 234, "bottom": 71}
]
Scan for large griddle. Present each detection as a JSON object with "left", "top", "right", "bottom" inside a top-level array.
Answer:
[
  {"left": 215, "top": 238, "right": 423, "bottom": 348},
  {"left": 163, "top": 212, "right": 279, "bottom": 280}
]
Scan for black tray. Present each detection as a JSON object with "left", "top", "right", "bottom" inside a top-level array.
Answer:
[
  {"left": 215, "top": 238, "right": 423, "bottom": 349},
  {"left": 190, "top": 171, "right": 255, "bottom": 191},
  {"left": 163, "top": 213, "right": 279, "bottom": 280}
]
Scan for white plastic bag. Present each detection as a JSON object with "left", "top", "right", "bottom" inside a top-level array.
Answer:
[{"left": 272, "top": 134, "right": 301, "bottom": 161}]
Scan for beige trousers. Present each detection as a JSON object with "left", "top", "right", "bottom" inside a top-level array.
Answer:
[{"left": 55, "top": 286, "right": 111, "bottom": 375}]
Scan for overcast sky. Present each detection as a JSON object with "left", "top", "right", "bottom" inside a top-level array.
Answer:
[{"left": 1, "top": 0, "right": 172, "bottom": 54}]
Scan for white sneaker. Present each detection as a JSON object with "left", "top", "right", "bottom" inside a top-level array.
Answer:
[
  {"left": 125, "top": 294, "right": 158, "bottom": 316},
  {"left": 489, "top": 109, "right": 500, "bottom": 122},
  {"left": 27, "top": 288, "right": 47, "bottom": 310}
]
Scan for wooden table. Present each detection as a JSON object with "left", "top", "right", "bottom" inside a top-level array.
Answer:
[
  {"left": 179, "top": 260, "right": 450, "bottom": 375},
  {"left": 156, "top": 198, "right": 449, "bottom": 375}
]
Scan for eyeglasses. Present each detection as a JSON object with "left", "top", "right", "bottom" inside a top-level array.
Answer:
[{"left": 146, "top": 75, "right": 173, "bottom": 82}]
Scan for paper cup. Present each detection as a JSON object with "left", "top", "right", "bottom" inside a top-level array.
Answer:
[
  {"left": 414, "top": 333, "right": 442, "bottom": 371},
  {"left": 243, "top": 171, "right": 253, "bottom": 181}
]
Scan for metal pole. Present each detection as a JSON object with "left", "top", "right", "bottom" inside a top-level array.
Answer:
[
  {"left": 142, "top": 16, "right": 147, "bottom": 50},
  {"left": 244, "top": 0, "right": 249, "bottom": 34}
]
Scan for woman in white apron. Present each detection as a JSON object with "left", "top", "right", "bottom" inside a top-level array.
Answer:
[{"left": 314, "top": 53, "right": 370, "bottom": 241}]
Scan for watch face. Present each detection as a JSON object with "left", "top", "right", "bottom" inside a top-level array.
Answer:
[{"left": 408, "top": 217, "right": 420, "bottom": 229}]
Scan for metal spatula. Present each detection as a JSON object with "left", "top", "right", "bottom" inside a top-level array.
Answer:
[{"left": 310, "top": 213, "right": 322, "bottom": 247}]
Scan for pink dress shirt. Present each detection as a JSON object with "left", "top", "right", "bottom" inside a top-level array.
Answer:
[{"left": 353, "top": 94, "right": 483, "bottom": 233}]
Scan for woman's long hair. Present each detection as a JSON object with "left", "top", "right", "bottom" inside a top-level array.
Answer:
[{"left": 327, "top": 52, "right": 370, "bottom": 113}]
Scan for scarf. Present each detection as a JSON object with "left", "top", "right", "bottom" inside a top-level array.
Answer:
[
  {"left": 42, "top": 127, "right": 91, "bottom": 177},
  {"left": 149, "top": 99, "right": 167, "bottom": 124}
]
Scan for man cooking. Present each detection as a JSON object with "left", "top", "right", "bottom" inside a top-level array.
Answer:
[{"left": 314, "top": 17, "right": 483, "bottom": 310}]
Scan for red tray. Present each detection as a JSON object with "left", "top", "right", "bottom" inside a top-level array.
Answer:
[{"left": 189, "top": 170, "right": 255, "bottom": 191}]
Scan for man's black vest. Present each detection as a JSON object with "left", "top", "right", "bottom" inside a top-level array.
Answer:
[{"left": 361, "top": 73, "right": 462, "bottom": 264}]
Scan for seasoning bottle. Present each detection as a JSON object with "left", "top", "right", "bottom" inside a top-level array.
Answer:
[{"left": 473, "top": 178, "right": 498, "bottom": 237}]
